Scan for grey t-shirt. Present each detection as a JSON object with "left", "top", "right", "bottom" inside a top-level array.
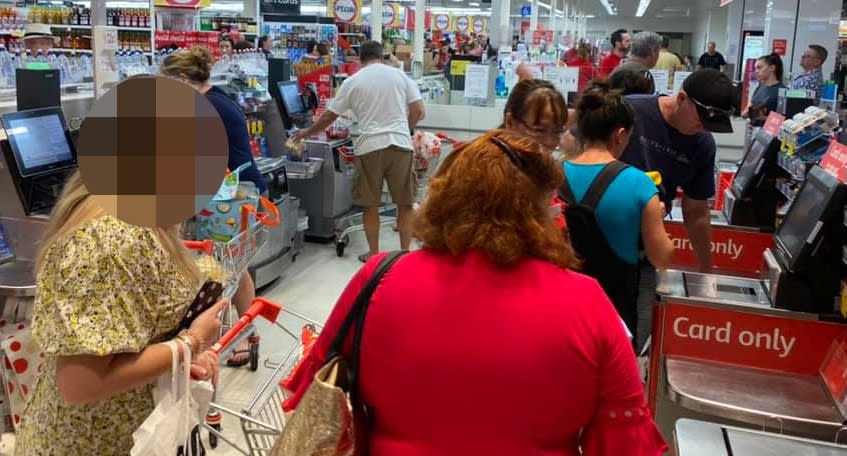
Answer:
[{"left": 750, "top": 82, "right": 785, "bottom": 114}]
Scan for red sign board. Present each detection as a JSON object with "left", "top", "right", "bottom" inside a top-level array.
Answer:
[
  {"left": 664, "top": 222, "right": 774, "bottom": 276},
  {"left": 663, "top": 302, "right": 847, "bottom": 376},
  {"left": 713, "top": 170, "right": 735, "bottom": 211},
  {"left": 532, "top": 29, "right": 554, "bottom": 45},
  {"left": 772, "top": 39, "right": 787, "bottom": 56},
  {"left": 520, "top": 21, "right": 530, "bottom": 37},
  {"left": 820, "top": 337, "right": 847, "bottom": 413},
  {"left": 762, "top": 111, "right": 786, "bottom": 137},
  {"left": 819, "top": 140, "right": 847, "bottom": 183}
]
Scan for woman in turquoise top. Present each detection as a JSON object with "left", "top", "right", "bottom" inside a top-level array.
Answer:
[{"left": 563, "top": 81, "right": 673, "bottom": 336}]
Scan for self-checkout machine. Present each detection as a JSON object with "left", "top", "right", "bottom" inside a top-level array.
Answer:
[{"left": 650, "top": 137, "right": 847, "bottom": 446}]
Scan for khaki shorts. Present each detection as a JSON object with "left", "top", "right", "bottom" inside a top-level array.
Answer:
[{"left": 353, "top": 146, "right": 417, "bottom": 207}]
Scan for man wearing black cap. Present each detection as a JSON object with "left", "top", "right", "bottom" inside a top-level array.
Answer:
[{"left": 563, "top": 68, "right": 735, "bottom": 352}]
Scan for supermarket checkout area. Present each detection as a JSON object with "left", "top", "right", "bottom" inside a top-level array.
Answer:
[{"left": 648, "top": 110, "right": 847, "bottom": 451}]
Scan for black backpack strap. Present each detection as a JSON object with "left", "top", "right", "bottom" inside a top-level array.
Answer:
[
  {"left": 558, "top": 174, "right": 579, "bottom": 206},
  {"left": 580, "top": 161, "right": 629, "bottom": 209}
]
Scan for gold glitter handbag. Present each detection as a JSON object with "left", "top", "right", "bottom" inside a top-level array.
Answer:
[{"left": 272, "top": 251, "right": 408, "bottom": 456}]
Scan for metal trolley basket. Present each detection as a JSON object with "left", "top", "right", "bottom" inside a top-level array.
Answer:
[{"left": 202, "top": 297, "right": 323, "bottom": 455}]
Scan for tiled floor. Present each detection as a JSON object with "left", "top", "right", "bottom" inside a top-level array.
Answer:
[{"left": 207, "top": 225, "right": 403, "bottom": 455}]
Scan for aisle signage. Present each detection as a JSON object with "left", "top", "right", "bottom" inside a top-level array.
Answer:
[
  {"left": 772, "top": 39, "right": 787, "bottom": 56},
  {"left": 472, "top": 17, "right": 486, "bottom": 34},
  {"left": 433, "top": 13, "right": 451, "bottom": 32},
  {"left": 259, "top": 0, "right": 298, "bottom": 14},
  {"left": 532, "top": 29, "right": 553, "bottom": 45},
  {"left": 663, "top": 222, "right": 774, "bottom": 276},
  {"left": 663, "top": 301, "right": 846, "bottom": 375},
  {"left": 521, "top": 6, "right": 531, "bottom": 17},
  {"left": 454, "top": 16, "right": 470, "bottom": 33},
  {"left": 762, "top": 111, "right": 786, "bottom": 137},
  {"left": 819, "top": 140, "right": 847, "bottom": 183},
  {"left": 405, "top": 8, "right": 431, "bottom": 31},
  {"left": 329, "top": 0, "right": 362, "bottom": 24},
  {"left": 154, "top": 0, "right": 211, "bottom": 7}
]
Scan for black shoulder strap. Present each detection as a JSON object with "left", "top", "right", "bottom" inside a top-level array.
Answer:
[
  {"left": 558, "top": 173, "right": 579, "bottom": 206},
  {"left": 325, "top": 250, "right": 408, "bottom": 392},
  {"left": 580, "top": 161, "right": 629, "bottom": 209}
]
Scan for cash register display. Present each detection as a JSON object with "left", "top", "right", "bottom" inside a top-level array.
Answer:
[
  {"left": 278, "top": 81, "right": 308, "bottom": 118},
  {"left": 775, "top": 168, "right": 837, "bottom": 269},
  {"left": 2, "top": 108, "right": 75, "bottom": 178},
  {"left": 732, "top": 139, "right": 766, "bottom": 196}
]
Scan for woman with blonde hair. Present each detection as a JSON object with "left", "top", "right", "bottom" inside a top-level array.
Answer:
[
  {"left": 15, "top": 171, "right": 224, "bottom": 454},
  {"left": 284, "top": 131, "right": 667, "bottom": 455}
]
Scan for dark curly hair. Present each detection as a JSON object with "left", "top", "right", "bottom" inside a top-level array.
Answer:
[{"left": 414, "top": 130, "right": 578, "bottom": 269}]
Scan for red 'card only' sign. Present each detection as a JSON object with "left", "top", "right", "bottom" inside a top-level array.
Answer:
[
  {"left": 762, "top": 111, "right": 785, "bottom": 137},
  {"left": 820, "top": 140, "right": 847, "bottom": 183},
  {"left": 772, "top": 39, "right": 787, "bottom": 56},
  {"left": 820, "top": 336, "right": 847, "bottom": 415}
]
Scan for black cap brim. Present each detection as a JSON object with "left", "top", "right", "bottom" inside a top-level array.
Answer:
[{"left": 696, "top": 106, "right": 733, "bottom": 133}]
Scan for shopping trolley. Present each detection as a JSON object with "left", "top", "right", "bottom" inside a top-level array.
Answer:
[
  {"left": 201, "top": 297, "right": 323, "bottom": 455},
  {"left": 333, "top": 133, "right": 457, "bottom": 257},
  {"left": 183, "top": 205, "right": 276, "bottom": 448}
]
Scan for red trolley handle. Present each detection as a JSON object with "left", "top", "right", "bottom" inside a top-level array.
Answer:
[
  {"left": 182, "top": 240, "right": 215, "bottom": 256},
  {"left": 209, "top": 297, "right": 282, "bottom": 355}
]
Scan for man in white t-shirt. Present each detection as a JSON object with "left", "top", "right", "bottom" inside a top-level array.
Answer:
[{"left": 293, "top": 41, "right": 426, "bottom": 262}]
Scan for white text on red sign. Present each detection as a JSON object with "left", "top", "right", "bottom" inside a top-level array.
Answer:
[{"left": 673, "top": 317, "right": 797, "bottom": 358}]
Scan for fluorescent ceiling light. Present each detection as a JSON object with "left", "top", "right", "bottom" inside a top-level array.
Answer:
[
  {"left": 469, "top": 2, "right": 480, "bottom": 5},
  {"left": 538, "top": 1, "right": 552, "bottom": 10},
  {"left": 635, "top": 0, "right": 650, "bottom": 17},
  {"left": 598, "top": 0, "right": 616, "bottom": 15}
]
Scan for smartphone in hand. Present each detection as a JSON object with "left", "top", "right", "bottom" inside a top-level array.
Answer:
[{"left": 167, "top": 280, "right": 224, "bottom": 339}]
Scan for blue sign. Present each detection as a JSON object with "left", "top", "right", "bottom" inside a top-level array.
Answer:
[{"left": 521, "top": 6, "right": 531, "bottom": 17}]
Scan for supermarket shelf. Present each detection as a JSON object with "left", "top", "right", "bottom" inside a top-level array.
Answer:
[
  {"left": 48, "top": 24, "right": 151, "bottom": 32},
  {"left": 339, "top": 33, "right": 366, "bottom": 36},
  {"left": 53, "top": 48, "right": 92, "bottom": 53}
]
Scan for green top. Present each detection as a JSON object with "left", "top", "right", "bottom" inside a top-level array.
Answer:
[{"left": 16, "top": 216, "right": 197, "bottom": 455}]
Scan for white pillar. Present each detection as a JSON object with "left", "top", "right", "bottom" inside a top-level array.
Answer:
[
  {"left": 413, "top": 0, "right": 424, "bottom": 75},
  {"left": 547, "top": 0, "right": 555, "bottom": 32},
  {"left": 529, "top": 0, "right": 538, "bottom": 42},
  {"left": 372, "top": 0, "right": 384, "bottom": 44},
  {"left": 499, "top": 0, "right": 511, "bottom": 49}
]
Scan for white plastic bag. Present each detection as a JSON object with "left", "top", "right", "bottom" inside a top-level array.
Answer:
[{"left": 131, "top": 341, "right": 213, "bottom": 456}]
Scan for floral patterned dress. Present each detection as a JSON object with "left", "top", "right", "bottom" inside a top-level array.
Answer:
[{"left": 16, "top": 216, "right": 198, "bottom": 455}]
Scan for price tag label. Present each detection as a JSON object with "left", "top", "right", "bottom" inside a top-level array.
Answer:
[{"left": 103, "top": 28, "right": 119, "bottom": 51}]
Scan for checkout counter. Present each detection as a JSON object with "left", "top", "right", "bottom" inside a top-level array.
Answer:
[{"left": 650, "top": 158, "right": 847, "bottom": 446}]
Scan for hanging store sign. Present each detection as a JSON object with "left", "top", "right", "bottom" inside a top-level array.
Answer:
[
  {"left": 472, "top": 17, "right": 486, "bottom": 34},
  {"left": 433, "top": 13, "right": 451, "bottom": 32},
  {"left": 383, "top": 3, "right": 402, "bottom": 28},
  {"left": 532, "top": 29, "right": 553, "bottom": 45},
  {"left": 405, "top": 8, "right": 431, "bottom": 31},
  {"left": 153, "top": 0, "right": 211, "bottom": 7},
  {"left": 329, "top": 0, "right": 362, "bottom": 24},
  {"left": 454, "top": 16, "right": 470, "bottom": 33},
  {"left": 520, "top": 6, "right": 531, "bottom": 17}
]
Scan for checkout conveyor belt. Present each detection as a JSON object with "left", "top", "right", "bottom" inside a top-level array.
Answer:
[{"left": 675, "top": 419, "right": 847, "bottom": 455}]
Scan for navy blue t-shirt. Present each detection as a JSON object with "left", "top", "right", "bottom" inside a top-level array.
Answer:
[
  {"left": 205, "top": 86, "right": 267, "bottom": 194},
  {"left": 619, "top": 95, "right": 716, "bottom": 206}
]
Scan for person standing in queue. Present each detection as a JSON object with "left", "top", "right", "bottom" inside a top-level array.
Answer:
[
  {"left": 561, "top": 81, "right": 673, "bottom": 338},
  {"left": 258, "top": 35, "right": 272, "bottom": 58},
  {"left": 743, "top": 53, "right": 785, "bottom": 126},
  {"left": 501, "top": 79, "right": 568, "bottom": 153},
  {"left": 598, "top": 29, "right": 631, "bottom": 77},
  {"left": 697, "top": 41, "right": 726, "bottom": 72},
  {"left": 611, "top": 31, "right": 662, "bottom": 81},
  {"left": 292, "top": 41, "right": 425, "bottom": 263},
  {"left": 219, "top": 34, "right": 235, "bottom": 58},
  {"left": 563, "top": 69, "right": 735, "bottom": 352},
  {"left": 160, "top": 46, "right": 267, "bottom": 367},
  {"left": 790, "top": 44, "right": 827, "bottom": 100}
]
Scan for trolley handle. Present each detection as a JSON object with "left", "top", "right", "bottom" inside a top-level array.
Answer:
[
  {"left": 183, "top": 240, "right": 215, "bottom": 255},
  {"left": 210, "top": 298, "right": 282, "bottom": 355}
]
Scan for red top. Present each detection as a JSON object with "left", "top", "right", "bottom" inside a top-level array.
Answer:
[
  {"left": 284, "top": 250, "right": 667, "bottom": 456},
  {"left": 567, "top": 58, "right": 595, "bottom": 92},
  {"left": 597, "top": 53, "right": 623, "bottom": 78}
]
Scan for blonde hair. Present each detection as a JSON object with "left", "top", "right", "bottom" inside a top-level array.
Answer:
[
  {"left": 34, "top": 171, "right": 202, "bottom": 285},
  {"left": 160, "top": 46, "right": 214, "bottom": 85}
]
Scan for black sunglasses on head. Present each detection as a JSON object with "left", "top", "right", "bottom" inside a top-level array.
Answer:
[
  {"left": 490, "top": 136, "right": 527, "bottom": 170},
  {"left": 689, "top": 96, "right": 733, "bottom": 119}
]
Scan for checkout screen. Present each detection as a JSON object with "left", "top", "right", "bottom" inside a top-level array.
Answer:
[
  {"left": 777, "top": 177, "right": 829, "bottom": 261},
  {"left": 278, "top": 82, "right": 307, "bottom": 116},
  {"left": 733, "top": 140, "right": 766, "bottom": 194},
  {"left": 7, "top": 114, "right": 72, "bottom": 172}
]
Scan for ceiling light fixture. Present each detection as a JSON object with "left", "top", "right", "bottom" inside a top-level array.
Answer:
[
  {"left": 597, "top": 0, "right": 616, "bottom": 15},
  {"left": 635, "top": 0, "right": 651, "bottom": 17},
  {"left": 469, "top": 2, "right": 480, "bottom": 5}
]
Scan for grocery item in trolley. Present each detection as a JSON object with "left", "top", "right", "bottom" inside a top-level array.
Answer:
[{"left": 412, "top": 130, "right": 443, "bottom": 173}]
